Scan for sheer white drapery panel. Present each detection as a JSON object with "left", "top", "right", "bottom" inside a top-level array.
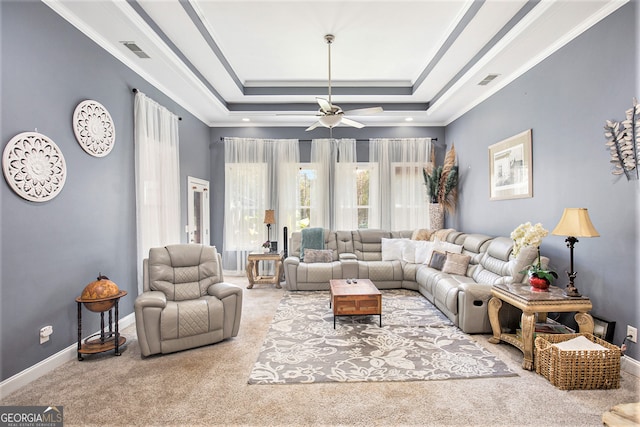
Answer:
[
  {"left": 223, "top": 137, "right": 299, "bottom": 273},
  {"left": 370, "top": 138, "right": 432, "bottom": 231},
  {"left": 275, "top": 140, "right": 300, "bottom": 244},
  {"left": 310, "top": 139, "right": 331, "bottom": 228},
  {"left": 310, "top": 139, "right": 356, "bottom": 229},
  {"left": 134, "top": 92, "right": 181, "bottom": 294},
  {"left": 332, "top": 139, "right": 361, "bottom": 230}
]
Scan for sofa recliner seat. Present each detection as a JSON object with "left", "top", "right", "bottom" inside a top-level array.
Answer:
[
  {"left": 134, "top": 244, "right": 243, "bottom": 357},
  {"left": 283, "top": 228, "right": 540, "bottom": 334}
]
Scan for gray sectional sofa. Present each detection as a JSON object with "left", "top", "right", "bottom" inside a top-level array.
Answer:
[{"left": 283, "top": 228, "right": 540, "bottom": 334}]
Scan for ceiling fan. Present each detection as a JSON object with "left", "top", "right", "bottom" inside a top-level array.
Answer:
[{"left": 304, "top": 34, "right": 383, "bottom": 131}]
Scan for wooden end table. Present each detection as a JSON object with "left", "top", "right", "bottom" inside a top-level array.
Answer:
[
  {"left": 246, "top": 252, "right": 283, "bottom": 289},
  {"left": 329, "top": 279, "right": 382, "bottom": 329},
  {"left": 488, "top": 283, "right": 593, "bottom": 370}
]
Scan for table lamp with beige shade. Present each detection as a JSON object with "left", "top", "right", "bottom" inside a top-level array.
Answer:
[{"left": 552, "top": 208, "right": 600, "bottom": 297}]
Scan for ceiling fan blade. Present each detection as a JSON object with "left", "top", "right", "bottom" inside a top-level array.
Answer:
[
  {"left": 341, "top": 117, "right": 365, "bottom": 129},
  {"left": 316, "top": 97, "right": 332, "bottom": 113},
  {"left": 305, "top": 121, "right": 322, "bottom": 131},
  {"left": 343, "top": 106, "right": 383, "bottom": 116}
]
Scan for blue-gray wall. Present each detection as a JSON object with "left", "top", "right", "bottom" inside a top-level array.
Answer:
[
  {"left": 0, "top": 1, "right": 210, "bottom": 381},
  {"left": 446, "top": 2, "right": 638, "bottom": 358}
]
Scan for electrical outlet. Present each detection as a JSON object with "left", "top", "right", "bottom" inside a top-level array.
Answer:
[
  {"left": 627, "top": 325, "right": 637, "bottom": 343},
  {"left": 39, "top": 325, "right": 53, "bottom": 344}
]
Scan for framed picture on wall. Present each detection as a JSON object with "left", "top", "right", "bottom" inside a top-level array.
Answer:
[{"left": 488, "top": 129, "right": 533, "bottom": 200}]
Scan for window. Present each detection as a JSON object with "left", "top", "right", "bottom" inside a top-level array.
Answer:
[
  {"left": 390, "top": 162, "right": 428, "bottom": 230},
  {"left": 224, "top": 163, "right": 267, "bottom": 251},
  {"left": 335, "top": 163, "right": 379, "bottom": 230},
  {"left": 296, "top": 166, "right": 316, "bottom": 230}
]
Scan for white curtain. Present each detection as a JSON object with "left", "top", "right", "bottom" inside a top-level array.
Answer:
[
  {"left": 310, "top": 139, "right": 332, "bottom": 228},
  {"left": 223, "top": 137, "right": 298, "bottom": 273},
  {"left": 311, "top": 138, "right": 356, "bottom": 229},
  {"left": 332, "top": 139, "right": 359, "bottom": 230},
  {"left": 370, "top": 138, "right": 431, "bottom": 231},
  {"left": 134, "top": 92, "right": 181, "bottom": 294}
]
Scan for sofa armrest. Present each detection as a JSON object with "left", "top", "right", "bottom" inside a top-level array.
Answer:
[
  {"left": 134, "top": 290, "right": 167, "bottom": 309},
  {"left": 134, "top": 291, "right": 167, "bottom": 357},
  {"left": 457, "top": 283, "right": 493, "bottom": 334},
  {"left": 208, "top": 282, "right": 242, "bottom": 299},
  {"left": 283, "top": 257, "right": 300, "bottom": 290}
]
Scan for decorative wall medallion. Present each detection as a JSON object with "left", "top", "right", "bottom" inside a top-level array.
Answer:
[
  {"left": 73, "top": 99, "right": 115, "bottom": 157},
  {"left": 2, "top": 132, "right": 67, "bottom": 202}
]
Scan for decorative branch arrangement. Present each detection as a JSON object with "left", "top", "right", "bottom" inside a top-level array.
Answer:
[
  {"left": 604, "top": 98, "right": 639, "bottom": 180},
  {"left": 423, "top": 143, "right": 459, "bottom": 214}
]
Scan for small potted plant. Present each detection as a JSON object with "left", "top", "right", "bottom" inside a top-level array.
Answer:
[{"left": 511, "top": 222, "right": 558, "bottom": 291}]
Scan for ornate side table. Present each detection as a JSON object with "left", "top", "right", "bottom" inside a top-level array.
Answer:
[
  {"left": 246, "top": 252, "right": 283, "bottom": 289},
  {"left": 488, "top": 283, "right": 593, "bottom": 370},
  {"left": 76, "top": 291, "right": 127, "bottom": 361}
]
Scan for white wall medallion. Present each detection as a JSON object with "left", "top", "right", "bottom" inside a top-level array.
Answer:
[
  {"left": 2, "top": 132, "right": 67, "bottom": 202},
  {"left": 73, "top": 99, "right": 115, "bottom": 157}
]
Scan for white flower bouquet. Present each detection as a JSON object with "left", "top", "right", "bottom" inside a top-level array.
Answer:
[{"left": 510, "top": 222, "right": 558, "bottom": 285}]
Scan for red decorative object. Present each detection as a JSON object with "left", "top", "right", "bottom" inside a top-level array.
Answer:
[{"left": 529, "top": 275, "right": 550, "bottom": 292}]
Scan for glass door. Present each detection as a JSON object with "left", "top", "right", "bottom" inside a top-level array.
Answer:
[{"left": 187, "top": 176, "right": 210, "bottom": 245}]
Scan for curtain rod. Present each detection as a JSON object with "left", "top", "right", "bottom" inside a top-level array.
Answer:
[
  {"left": 219, "top": 137, "right": 438, "bottom": 143},
  {"left": 132, "top": 88, "right": 182, "bottom": 121}
]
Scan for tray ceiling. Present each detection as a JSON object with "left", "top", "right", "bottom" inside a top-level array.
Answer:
[{"left": 44, "top": 0, "right": 627, "bottom": 127}]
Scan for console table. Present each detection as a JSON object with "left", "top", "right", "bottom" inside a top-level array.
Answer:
[
  {"left": 246, "top": 252, "right": 283, "bottom": 289},
  {"left": 488, "top": 283, "right": 593, "bottom": 370}
]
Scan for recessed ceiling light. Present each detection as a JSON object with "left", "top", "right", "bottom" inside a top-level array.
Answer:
[
  {"left": 242, "top": 118, "right": 250, "bottom": 122},
  {"left": 405, "top": 117, "right": 414, "bottom": 122}
]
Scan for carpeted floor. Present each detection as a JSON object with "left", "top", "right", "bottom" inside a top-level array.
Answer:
[
  {"left": 249, "top": 290, "right": 516, "bottom": 384},
  {"left": 1, "top": 275, "right": 639, "bottom": 426}
]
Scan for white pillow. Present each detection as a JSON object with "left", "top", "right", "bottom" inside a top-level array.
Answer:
[
  {"left": 553, "top": 335, "right": 608, "bottom": 351},
  {"left": 434, "top": 238, "right": 463, "bottom": 255},
  {"left": 381, "top": 238, "right": 408, "bottom": 261},
  {"left": 402, "top": 240, "right": 430, "bottom": 263},
  {"left": 414, "top": 241, "right": 435, "bottom": 264}
]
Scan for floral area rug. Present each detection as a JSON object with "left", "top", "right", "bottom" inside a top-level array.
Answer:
[{"left": 248, "top": 289, "right": 517, "bottom": 384}]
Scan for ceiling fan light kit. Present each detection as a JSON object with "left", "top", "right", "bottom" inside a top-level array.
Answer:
[{"left": 305, "top": 34, "right": 383, "bottom": 131}]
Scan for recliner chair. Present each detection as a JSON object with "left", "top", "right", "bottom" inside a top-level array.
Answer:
[{"left": 134, "top": 244, "right": 242, "bottom": 357}]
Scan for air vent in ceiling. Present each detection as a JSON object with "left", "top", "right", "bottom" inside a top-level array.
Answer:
[
  {"left": 478, "top": 74, "right": 499, "bottom": 86},
  {"left": 121, "top": 41, "right": 150, "bottom": 59}
]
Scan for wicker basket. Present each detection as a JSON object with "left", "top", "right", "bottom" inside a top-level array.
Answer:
[{"left": 535, "top": 333, "right": 621, "bottom": 390}]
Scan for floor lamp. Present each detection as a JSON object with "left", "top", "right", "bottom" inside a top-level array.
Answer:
[{"left": 551, "top": 208, "right": 599, "bottom": 297}]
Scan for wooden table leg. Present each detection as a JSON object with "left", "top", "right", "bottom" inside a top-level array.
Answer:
[
  {"left": 274, "top": 260, "right": 282, "bottom": 289},
  {"left": 520, "top": 311, "right": 536, "bottom": 370},
  {"left": 488, "top": 297, "right": 502, "bottom": 344},
  {"left": 246, "top": 259, "right": 255, "bottom": 289}
]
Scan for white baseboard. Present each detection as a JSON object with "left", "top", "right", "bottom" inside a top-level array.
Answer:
[
  {"left": 1, "top": 314, "right": 638, "bottom": 398},
  {"left": 621, "top": 355, "right": 640, "bottom": 378},
  {"left": 0, "top": 313, "right": 135, "bottom": 399}
]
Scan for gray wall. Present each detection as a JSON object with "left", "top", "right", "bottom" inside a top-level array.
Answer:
[
  {"left": 446, "top": 2, "right": 638, "bottom": 359},
  {"left": 208, "top": 126, "right": 446, "bottom": 251},
  {"left": 0, "top": 1, "right": 210, "bottom": 381}
]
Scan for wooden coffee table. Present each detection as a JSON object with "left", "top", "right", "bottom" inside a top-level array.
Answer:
[{"left": 329, "top": 279, "right": 382, "bottom": 328}]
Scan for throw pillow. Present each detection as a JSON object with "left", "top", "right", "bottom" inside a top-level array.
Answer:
[
  {"left": 411, "top": 229, "right": 433, "bottom": 241},
  {"left": 428, "top": 251, "right": 447, "bottom": 270},
  {"left": 434, "top": 238, "right": 463, "bottom": 254},
  {"left": 303, "top": 248, "right": 333, "bottom": 263},
  {"left": 414, "top": 241, "right": 435, "bottom": 264},
  {"left": 442, "top": 252, "right": 472, "bottom": 275},
  {"left": 300, "top": 227, "right": 324, "bottom": 261},
  {"left": 381, "top": 238, "right": 409, "bottom": 261}
]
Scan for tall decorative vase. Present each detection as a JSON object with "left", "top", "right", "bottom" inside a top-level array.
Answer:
[{"left": 429, "top": 203, "right": 444, "bottom": 230}]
